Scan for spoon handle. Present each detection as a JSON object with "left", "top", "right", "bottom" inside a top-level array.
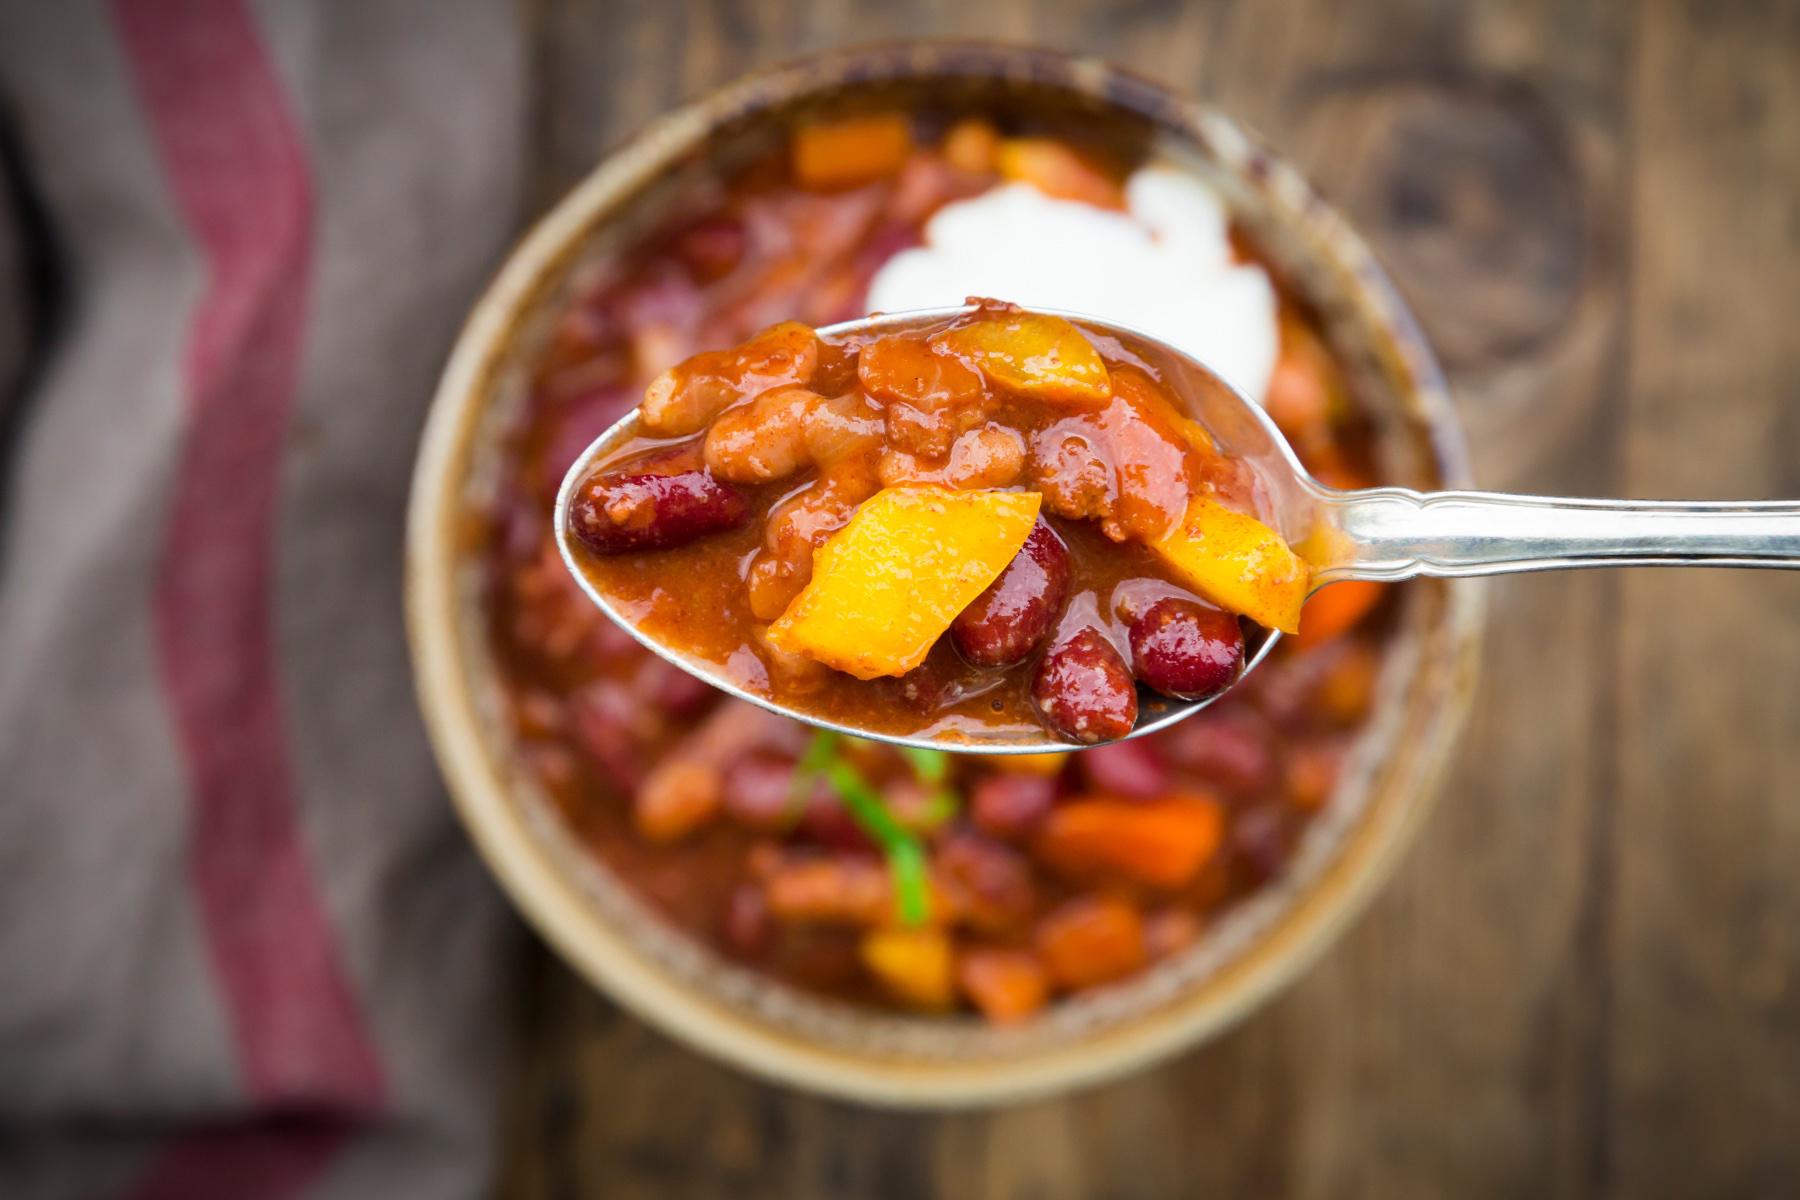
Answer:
[{"left": 1314, "top": 488, "right": 1800, "bottom": 583}]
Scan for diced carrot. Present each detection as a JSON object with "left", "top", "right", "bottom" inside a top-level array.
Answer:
[
  {"left": 861, "top": 927, "right": 956, "bottom": 1010},
  {"left": 1263, "top": 317, "right": 1339, "bottom": 442},
  {"left": 1296, "top": 579, "right": 1385, "bottom": 648},
  {"left": 936, "top": 311, "right": 1111, "bottom": 407},
  {"left": 996, "top": 137, "right": 1125, "bottom": 208},
  {"left": 1315, "top": 642, "right": 1379, "bottom": 726},
  {"left": 1150, "top": 497, "right": 1311, "bottom": 634},
  {"left": 957, "top": 947, "right": 1049, "bottom": 1024},
  {"left": 1284, "top": 742, "right": 1344, "bottom": 812},
  {"left": 1035, "top": 895, "right": 1146, "bottom": 990},
  {"left": 1035, "top": 795, "right": 1224, "bottom": 889},
  {"left": 791, "top": 114, "right": 913, "bottom": 191},
  {"left": 767, "top": 486, "right": 1041, "bottom": 678}
]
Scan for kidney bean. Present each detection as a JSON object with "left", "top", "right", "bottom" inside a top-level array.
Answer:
[
  {"left": 569, "top": 685, "right": 646, "bottom": 789},
  {"left": 970, "top": 772, "right": 1057, "bottom": 839},
  {"left": 670, "top": 215, "right": 747, "bottom": 282},
  {"left": 799, "top": 794, "right": 876, "bottom": 853},
  {"left": 567, "top": 469, "right": 748, "bottom": 555},
  {"left": 1128, "top": 598, "right": 1245, "bottom": 701},
  {"left": 1230, "top": 804, "right": 1292, "bottom": 886},
  {"left": 1157, "top": 708, "right": 1278, "bottom": 796},
  {"left": 722, "top": 883, "right": 772, "bottom": 959},
  {"left": 935, "top": 832, "right": 1037, "bottom": 935},
  {"left": 1076, "top": 739, "right": 1171, "bottom": 798},
  {"left": 722, "top": 755, "right": 820, "bottom": 832},
  {"left": 952, "top": 521, "right": 1071, "bottom": 667},
  {"left": 1032, "top": 627, "right": 1138, "bottom": 744}
]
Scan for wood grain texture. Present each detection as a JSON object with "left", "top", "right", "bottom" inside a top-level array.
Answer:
[{"left": 501, "top": 2, "right": 1800, "bottom": 1195}]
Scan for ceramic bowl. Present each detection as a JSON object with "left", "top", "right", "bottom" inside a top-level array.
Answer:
[{"left": 406, "top": 42, "right": 1483, "bottom": 1107}]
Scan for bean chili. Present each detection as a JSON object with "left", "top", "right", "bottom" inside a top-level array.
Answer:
[
  {"left": 484, "top": 112, "right": 1397, "bottom": 1021},
  {"left": 567, "top": 301, "right": 1308, "bottom": 745}
]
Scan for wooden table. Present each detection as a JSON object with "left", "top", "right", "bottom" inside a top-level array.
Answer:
[{"left": 502, "top": 2, "right": 1800, "bottom": 1194}]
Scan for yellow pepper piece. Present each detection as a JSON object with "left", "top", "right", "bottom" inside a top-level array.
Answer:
[
  {"left": 983, "top": 751, "right": 1070, "bottom": 776},
  {"left": 1150, "top": 497, "right": 1310, "bottom": 634},
  {"left": 767, "top": 486, "right": 1042, "bottom": 679},
  {"left": 936, "top": 311, "right": 1111, "bottom": 407},
  {"left": 861, "top": 927, "right": 955, "bottom": 1010}
]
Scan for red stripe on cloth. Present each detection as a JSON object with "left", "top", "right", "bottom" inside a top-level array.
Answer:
[
  {"left": 109, "top": 0, "right": 387, "bottom": 1191},
  {"left": 121, "top": 1115, "right": 361, "bottom": 1200}
]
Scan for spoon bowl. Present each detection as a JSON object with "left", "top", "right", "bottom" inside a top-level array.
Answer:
[
  {"left": 557, "top": 305, "right": 1800, "bottom": 753},
  {"left": 554, "top": 304, "right": 1312, "bottom": 753}
]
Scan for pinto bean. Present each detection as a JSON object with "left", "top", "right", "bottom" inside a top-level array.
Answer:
[
  {"left": 944, "top": 425, "right": 1026, "bottom": 489},
  {"left": 568, "top": 469, "right": 748, "bottom": 555},
  {"left": 764, "top": 854, "right": 890, "bottom": 924},
  {"left": 951, "top": 521, "right": 1070, "bottom": 667},
  {"left": 1127, "top": 597, "right": 1246, "bottom": 701},
  {"left": 640, "top": 320, "right": 819, "bottom": 435},
  {"left": 744, "top": 454, "right": 881, "bottom": 619},
  {"left": 1032, "top": 627, "right": 1138, "bottom": 744},
  {"left": 634, "top": 759, "right": 722, "bottom": 843},
  {"left": 703, "top": 385, "right": 827, "bottom": 483},
  {"left": 802, "top": 390, "right": 884, "bottom": 465}
]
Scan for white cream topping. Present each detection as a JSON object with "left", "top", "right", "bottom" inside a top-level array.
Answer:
[{"left": 866, "top": 166, "right": 1280, "bottom": 404}]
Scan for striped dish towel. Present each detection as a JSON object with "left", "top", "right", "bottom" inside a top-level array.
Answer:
[{"left": 0, "top": 3, "right": 528, "bottom": 1196}]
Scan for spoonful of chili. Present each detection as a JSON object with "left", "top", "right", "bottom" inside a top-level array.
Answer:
[{"left": 555, "top": 301, "right": 1800, "bottom": 754}]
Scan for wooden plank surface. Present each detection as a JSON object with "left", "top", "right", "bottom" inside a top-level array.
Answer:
[{"left": 501, "top": 2, "right": 1800, "bottom": 1195}]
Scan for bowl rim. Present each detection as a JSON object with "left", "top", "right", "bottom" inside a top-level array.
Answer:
[{"left": 405, "top": 40, "right": 1484, "bottom": 1108}]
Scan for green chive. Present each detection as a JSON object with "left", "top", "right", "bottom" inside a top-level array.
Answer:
[
  {"left": 899, "top": 745, "right": 949, "bottom": 784},
  {"left": 899, "top": 745, "right": 959, "bottom": 829},
  {"left": 821, "top": 757, "right": 932, "bottom": 927},
  {"left": 784, "top": 730, "right": 840, "bottom": 825}
]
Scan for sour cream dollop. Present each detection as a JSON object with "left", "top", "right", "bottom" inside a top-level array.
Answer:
[{"left": 866, "top": 167, "right": 1279, "bottom": 404}]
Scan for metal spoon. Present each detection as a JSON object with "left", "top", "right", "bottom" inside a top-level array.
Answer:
[{"left": 555, "top": 305, "right": 1800, "bottom": 753}]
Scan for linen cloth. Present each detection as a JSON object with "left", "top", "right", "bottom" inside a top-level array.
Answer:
[{"left": 0, "top": 3, "right": 529, "bottom": 1196}]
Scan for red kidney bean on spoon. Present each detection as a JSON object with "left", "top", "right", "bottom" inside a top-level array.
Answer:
[
  {"left": 568, "top": 469, "right": 748, "bottom": 555},
  {"left": 1127, "top": 597, "right": 1245, "bottom": 701},
  {"left": 1032, "top": 627, "right": 1138, "bottom": 744},
  {"left": 952, "top": 520, "right": 1071, "bottom": 667}
]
